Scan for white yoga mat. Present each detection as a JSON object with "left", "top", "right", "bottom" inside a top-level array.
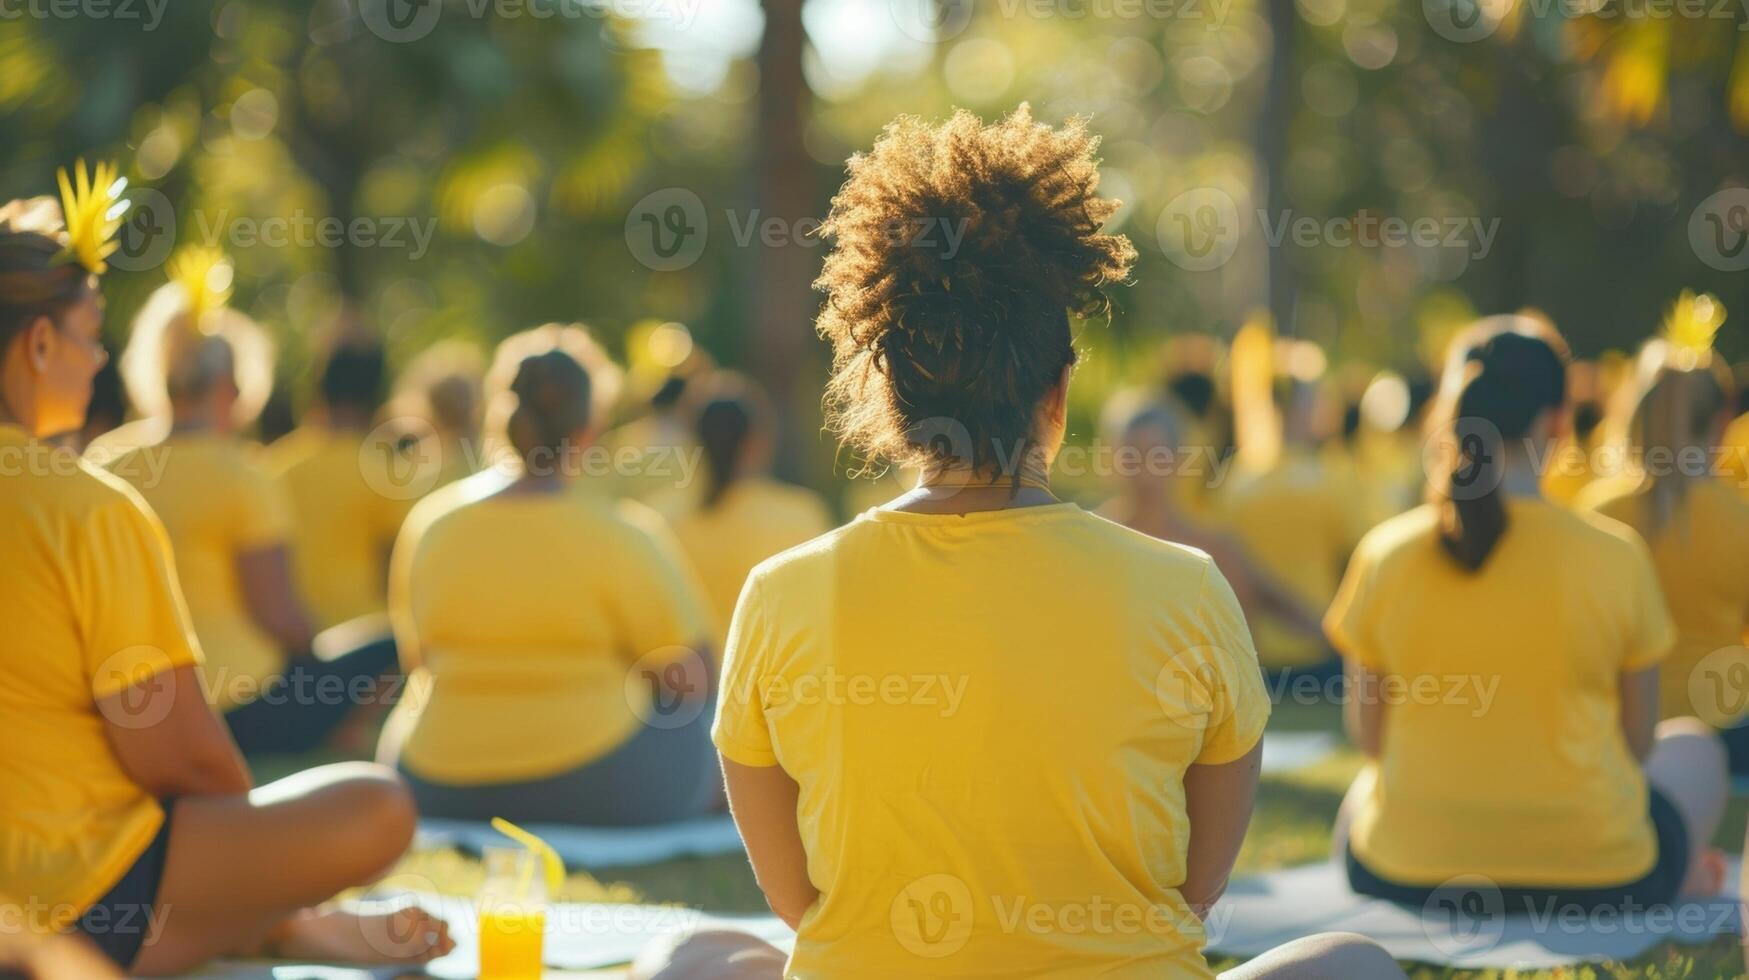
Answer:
[{"left": 1206, "top": 859, "right": 1742, "bottom": 969}]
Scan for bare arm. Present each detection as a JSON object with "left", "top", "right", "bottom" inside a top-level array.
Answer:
[
  {"left": 723, "top": 759, "right": 819, "bottom": 929},
  {"left": 1345, "top": 661, "right": 1385, "bottom": 760},
  {"left": 235, "top": 544, "right": 315, "bottom": 654},
  {"left": 1620, "top": 665, "right": 1659, "bottom": 763},
  {"left": 1180, "top": 740, "right": 1263, "bottom": 918},
  {"left": 100, "top": 665, "right": 253, "bottom": 797}
]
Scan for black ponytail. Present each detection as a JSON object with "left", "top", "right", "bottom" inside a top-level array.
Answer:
[
  {"left": 692, "top": 375, "right": 771, "bottom": 509},
  {"left": 1439, "top": 330, "right": 1566, "bottom": 572}
]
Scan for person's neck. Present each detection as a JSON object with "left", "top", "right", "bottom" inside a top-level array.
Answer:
[
  {"left": 885, "top": 456, "right": 1059, "bottom": 516},
  {"left": 170, "top": 410, "right": 220, "bottom": 437},
  {"left": 1119, "top": 489, "right": 1178, "bottom": 530},
  {"left": 323, "top": 408, "right": 373, "bottom": 432},
  {"left": 505, "top": 470, "right": 570, "bottom": 495}
]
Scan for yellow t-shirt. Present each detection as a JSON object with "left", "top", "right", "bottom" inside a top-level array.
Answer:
[
  {"left": 714, "top": 504, "right": 1269, "bottom": 979},
  {"left": 1325, "top": 499, "right": 1676, "bottom": 887},
  {"left": 1582, "top": 476, "right": 1749, "bottom": 724},
  {"left": 110, "top": 434, "right": 291, "bottom": 711},
  {"left": 1220, "top": 450, "right": 1368, "bottom": 667},
  {"left": 264, "top": 426, "right": 419, "bottom": 630},
  {"left": 1721, "top": 411, "right": 1749, "bottom": 502},
  {"left": 387, "top": 472, "right": 712, "bottom": 784},
  {"left": 0, "top": 426, "right": 202, "bottom": 930},
  {"left": 669, "top": 478, "right": 833, "bottom": 645}
]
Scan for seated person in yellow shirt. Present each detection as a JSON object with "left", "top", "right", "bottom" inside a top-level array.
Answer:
[
  {"left": 109, "top": 259, "right": 397, "bottom": 756},
  {"left": 0, "top": 189, "right": 450, "bottom": 975},
  {"left": 376, "top": 325, "right": 721, "bottom": 825},
  {"left": 645, "top": 108, "right": 1403, "bottom": 979},
  {"left": 264, "top": 332, "right": 417, "bottom": 632},
  {"left": 666, "top": 374, "right": 833, "bottom": 645},
  {"left": 1577, "top": 297, "right": 1749, "bottom": 770},
  {"left": 1327, "top": 316, "right": 1729, "bottom": 917},
  {"left": 1097, "top": 390, "right": 1322, "bottom": 645}
]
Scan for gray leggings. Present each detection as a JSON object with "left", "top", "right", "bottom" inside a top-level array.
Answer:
[{"left": 400, "top": 706, "right": 722, "bottom": 826}]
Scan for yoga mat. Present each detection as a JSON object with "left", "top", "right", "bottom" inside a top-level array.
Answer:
[{"left": 1205, "top": 859, "right": 1742, "bottom": 969}]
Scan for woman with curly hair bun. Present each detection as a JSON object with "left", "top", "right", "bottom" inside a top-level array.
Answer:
[{"left": 642, "top": 107, "right": 1403, "bottom": 978}]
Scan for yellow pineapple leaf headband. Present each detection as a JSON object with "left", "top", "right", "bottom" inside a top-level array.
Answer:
[
  {"left": 166, "top": 245, "right": 234, "bottom": 334},
  {"left": 55, "top": 159, "right": 130, "bottom": 275},
  {"left": 1661, "top": 289, "right": 1725, "bottom": 370}
]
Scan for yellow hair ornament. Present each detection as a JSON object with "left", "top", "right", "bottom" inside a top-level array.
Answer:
[
  {"left": 166, "top": 245, "right": 234, "bottom": 334},
  {"left": 55, "top": 159, "right": 129, "bottom": 275},
  {"left": 1661, "top": 289, "right": 1726, "bottom": 370}
]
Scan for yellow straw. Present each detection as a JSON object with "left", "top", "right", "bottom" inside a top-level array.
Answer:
[{"left": 490, "top": 817, "right": 565, "bottom": 898}]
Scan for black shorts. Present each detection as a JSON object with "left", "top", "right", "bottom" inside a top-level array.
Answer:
[
  {"left": 75, "top": 799, "right": 175, "bottom": 970},
  {"left": 1346, "top": 786, "right": 1689, "bottom": 915}
]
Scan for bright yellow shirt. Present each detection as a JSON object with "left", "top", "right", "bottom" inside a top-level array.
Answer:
[
  {"left": 1721, "top": 411, "right": 1749, "bottom": 502},
  {"left": 714, "top": 504, "right": 1269, "bottom": 979},
  {"left": 669, "top": 478, "right": 832, "bottom": 645},
  {"left": 110, "top": 434, "right": 291, "bottom": 711},
  {"left": 387, "top": 473, "right": 712, "bottom": 784},
  {"left": 264, "top": 426, "right": 418, "bottom": 630},
  {"left": 0, "top": 426, "right": 202, "bottom": 930},
  {"left": 1220, "top": 450, "right": 1368, "bottom": 667},
  {"left": 1582, "top": 476, "right": 1749, "bottom": 724},
  {"left": 1325, "top": 499, "right": 1675, "bottom": 887}
]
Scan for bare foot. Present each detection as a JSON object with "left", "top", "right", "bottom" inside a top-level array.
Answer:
[
  {"left": 1680, "top": 846, "right": 1728, "bottom": 897},
  {"left": 270, "top": 902, "right": 455, "bottom": 964}
]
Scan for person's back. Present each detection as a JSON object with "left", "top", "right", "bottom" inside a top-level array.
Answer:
[
  {"left": 390, "top": 472, "right": 707, "bottom": 785},
  {"left": 1330, "top": 499, "right": 1669, "bottom": 883},
  {"left": 720, "top": 505, "right": 1263, "bottom": 976},
  {"left": 1585, "top": 478, "right": 1749, "bottom": 723},
  {"left": 113, "top": 435, "right": 288, "bottom": 709},
  {"left": 265, "top": 424, "right": 411, "bottom": 629},
  {"left": 671, "top": 477, "right": 830, "bottom": 636}
]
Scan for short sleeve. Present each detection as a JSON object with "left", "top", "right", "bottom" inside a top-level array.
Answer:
[
  {"left": 610, "top": 510, "right": 714, "bottom": 665},
  {"left": 711, "top": 574, "right": 778, "bottom": 767},
  {"left": 1189, "top": 564, "right": 1271, "bottom": 765},
  {"left": 1324, "top": 534, "right": 1384, "bottom": 671},
  {"left": 77, "top": 487, "right": 203, "bottom": 699},
  {"left": 1618, "top": 536, "right": 1677, "bottom": 672},
  {"left": 230, "top": 461, "right": 293, "bottom": 551}
]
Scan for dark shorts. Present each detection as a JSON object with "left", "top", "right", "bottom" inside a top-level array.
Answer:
[
  {"left": 75, "top": 799, "right": 175, "bottom": 969},
  {"left": 1346, "top": 786, "right": 1689, "bottom": 915}
]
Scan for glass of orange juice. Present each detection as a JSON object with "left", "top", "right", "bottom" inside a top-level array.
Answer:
[{"left": 477, "top": 845, "right": 547, "bottom": 978}]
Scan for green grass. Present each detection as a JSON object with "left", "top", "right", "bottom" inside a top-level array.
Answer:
[{"left": 253, "top": 704, "right": 1749, "bottom": 979}]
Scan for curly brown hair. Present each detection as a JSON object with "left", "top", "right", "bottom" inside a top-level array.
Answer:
[{"left": 815, "top": 105, "right": 1136, "bottom": 475}]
